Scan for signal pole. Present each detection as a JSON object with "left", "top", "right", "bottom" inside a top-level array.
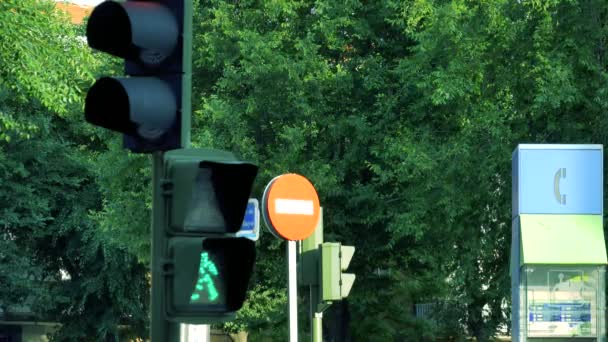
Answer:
[
  {"left": 151, "top": 152, "right": 180, "bottom": 341},
  {"left": 307, "top": 210, "right": 324, "bottom": 342},
  {"left": 176, "top": 0, "right": 192, "bottom": 340},
  {"left": 180, "top": 0, "right": 193, "bottom": 149},
  {"left": 150, "top": 0, "right": 192, "bottom": 339}
]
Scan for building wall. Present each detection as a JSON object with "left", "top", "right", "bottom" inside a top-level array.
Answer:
[
  {"left": 21, "top": 324, "right": 56, "bottom": 342},
  {"left": 54, "top": 1, "right": 92, "bottom": 24}
]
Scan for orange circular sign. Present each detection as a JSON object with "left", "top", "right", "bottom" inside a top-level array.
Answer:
[{"left": 262, "top": 174, "right": 320, "bottom": 241}]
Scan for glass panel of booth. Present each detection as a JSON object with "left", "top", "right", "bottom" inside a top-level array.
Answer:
[{"left": 522, "top": 265, "right": 606, "bottom": 338}]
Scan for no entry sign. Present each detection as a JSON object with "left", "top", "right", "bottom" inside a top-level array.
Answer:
[{"left": 262, "top": 174, "right": 320, "bottom": 241}]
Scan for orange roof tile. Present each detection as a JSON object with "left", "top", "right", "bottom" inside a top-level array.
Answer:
[{"left": 55, "top": 2, "right": 92, "bottom": 25}]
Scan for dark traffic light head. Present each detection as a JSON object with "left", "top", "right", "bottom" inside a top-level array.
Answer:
[{"left": 84, "top": 0, "right": 186, "bottom": 153}]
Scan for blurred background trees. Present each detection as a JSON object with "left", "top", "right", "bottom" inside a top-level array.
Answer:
[{"left": 1, "top": 0, "right": 606, "bottom": 340}]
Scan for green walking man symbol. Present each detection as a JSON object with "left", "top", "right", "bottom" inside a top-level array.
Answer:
[{"left": 190, "top": 252, "right": 220, "bottom": 303}]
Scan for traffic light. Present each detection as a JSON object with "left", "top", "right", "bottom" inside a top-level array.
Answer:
[
  {"left": 299, "top": 213, "right": 356, "bottom": 340},
  {"left": 84, "top": 0, "right": 189, "bottom": 152},
  {"left": 160, "top": 148, "right": 258, "bottom": 323},
  {"left": 320, "top": 242, "right": 356, "bottom": 301}
]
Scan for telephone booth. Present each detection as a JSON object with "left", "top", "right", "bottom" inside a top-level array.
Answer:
[{"left": 512, "top": 145, "right": 606, "bottom": 342}]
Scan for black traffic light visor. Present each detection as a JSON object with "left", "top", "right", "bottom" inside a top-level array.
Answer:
[
  {"left": 85, "top": 77, "right": 135, "bottom": 135},
  {"left": 87, "top": 1, "right": 134, "bottom": 60},
  {"left": 202, "top": 161, "right": 259, "bottom": 233},
  {"left": 87, "top": 1, "right": 178, "bottom": 66}
]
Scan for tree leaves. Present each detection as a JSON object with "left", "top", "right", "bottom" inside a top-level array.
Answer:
[
  {"left": 3, "top": 0, "right": 607, "bottom": 340},
  {"left": 191, "top": 0, "right": 607, "bottom": 339},
  {"left": 0, "top": 1, "right": 148, "bottom": 340},
  {"left": 0, "top": 0, "right": 95, "bottom": 117}
]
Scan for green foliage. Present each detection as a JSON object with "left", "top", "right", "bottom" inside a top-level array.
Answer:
[
  {"left": 0, "top": 1, "right": 148, "bottom": 340},
  {"left": 384, "top": 0, "right": 607, "bottom": 339},
  {"left": 4, "top": 0, "right": 606, "bottom": 340},
  {"left": 0, "top": 0, "right": 95, "bottom": 117},
  {"left": 222, "top": 285, "right": 287, "bottom": 335},
  {"left": 349, "top": 270, "right": 440, "bottom": 341},
  {"left": 189, "top": 0, "right": 608, "bottom": 339},
  {"left": 89, "top": 144, "right": 151, "bottom": 262},
  {"left": 0, "top": 118, "right": 149, "bottom": 340}
]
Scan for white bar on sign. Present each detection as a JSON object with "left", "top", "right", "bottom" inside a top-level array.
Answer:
[{"left": 275, "top": 199, "right": 314, "bottom": 215}]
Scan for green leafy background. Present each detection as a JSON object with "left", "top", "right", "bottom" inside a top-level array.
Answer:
[{"left": 1, "top": 0, "right": 606, "bottom": 340}]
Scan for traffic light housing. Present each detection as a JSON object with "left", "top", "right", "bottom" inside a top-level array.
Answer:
[
  {"left": 320, "top": 242, "right": 356, "bottom": 302},
  {"left": 160, "top": 149, "right": 258, "bottom": 323},
  {"left": 84, "top": 0, "right": 189, "bottom": 152}
]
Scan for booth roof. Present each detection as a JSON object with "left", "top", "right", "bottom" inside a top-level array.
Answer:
[{"left": 519, "top": 214, "right": 607, "bottom": 265}]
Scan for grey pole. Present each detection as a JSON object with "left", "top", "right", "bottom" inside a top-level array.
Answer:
[{"left": 288, "top": 240, "right": 299, "bottom": 342}]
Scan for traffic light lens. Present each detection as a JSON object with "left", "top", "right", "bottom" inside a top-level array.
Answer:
[
  {"left": 204, "top": 162, "right": 258, "bottom": 232},
  {"left": 87, "top": 2, "right": 133, "bottom": 59}
]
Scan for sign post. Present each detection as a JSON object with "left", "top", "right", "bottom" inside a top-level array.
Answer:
[
  {"left": 287, "top": 240, "right": 298, "bottom": 342},
  {"left": 262, "top": 174, "right": 321, "bottom": 342}
]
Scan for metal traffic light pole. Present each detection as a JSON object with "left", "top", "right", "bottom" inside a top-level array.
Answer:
[
  {"left": 178, "top": 1, "right": 194, "bottom": 338},
  {"left": 150, "top": 0, "right": 192, "bottom": 340},
  {"left": 308, "top": 210, "right": 324, "bottom": 342},
  {"left": 299, "top": 209, "right": 325, "bottom": 342},
  {"left": 151, "top": 152, "right": 180, "bottom": 341},
  {"left": 180, "top": 0, "right": 193, "bottom": 149},
  {"left": 151, "top": 8, "right": 191, "bottom": 326}
]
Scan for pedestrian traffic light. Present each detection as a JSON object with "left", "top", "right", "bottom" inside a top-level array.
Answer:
[
  {"left": 165, "top": 237, "right": 255, "bottom": 322},
  {"left": 320, "top": 242, "right": 356, "bottom": 301},
  {"left": 84, "top": 0, "right": 189, "bottom": 152},
  {"left": 159, "top": 148, "right": 258, "bottom": 323}
]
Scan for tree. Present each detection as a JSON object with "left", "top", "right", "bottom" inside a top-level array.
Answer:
[
  {"left": 191, "top": 0, "right": 431, "bottom": 338},
  {"left": 74, "top": 0, "right": 608, "bottom": 339},
  {"left": 0, "top": 1, "right": 149, "bottom": 340},
  {"left": 191, "top": 0, "right": 608, "bottom": 339},
  {"left": 386, "top": 0, "right": 608, "bottom": 339}
]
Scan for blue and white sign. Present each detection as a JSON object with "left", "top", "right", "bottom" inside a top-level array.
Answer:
[
  {"left": 236, "top": 199, "right": 260, "bottom": 241},
  {"left": 512, "top": 144, "right": 603, "bottom": 217}
]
